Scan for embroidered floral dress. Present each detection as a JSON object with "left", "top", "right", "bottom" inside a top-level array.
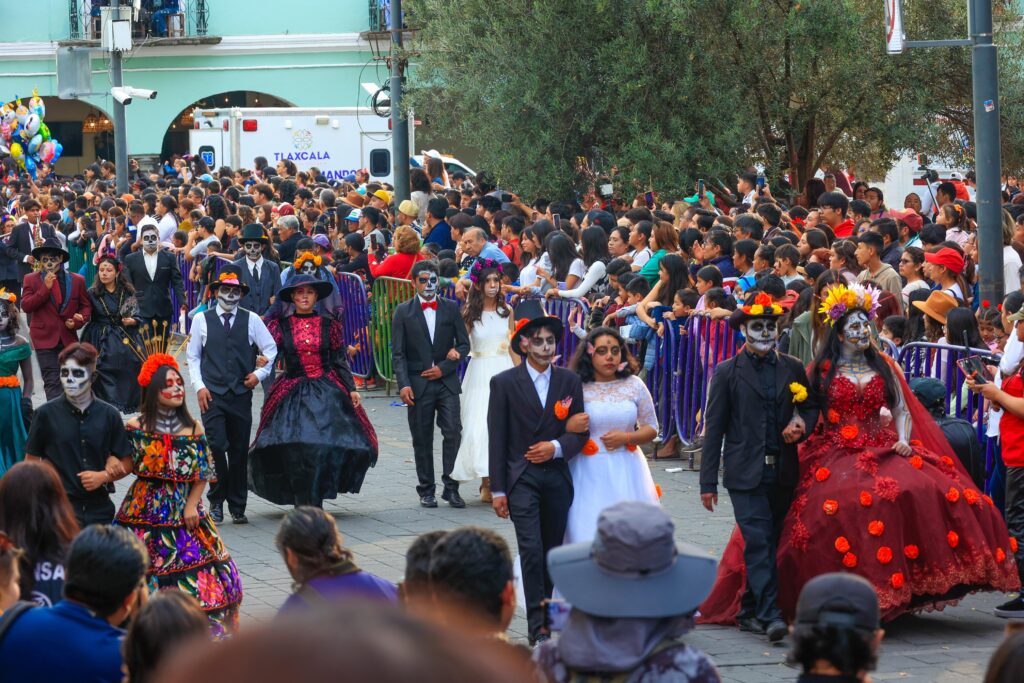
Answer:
[
  {"left": 115, "top": 429, "right": 242, "bottom": 637},
  {"left": 0, "top": 343, "right": 30, "bottom": 475}
]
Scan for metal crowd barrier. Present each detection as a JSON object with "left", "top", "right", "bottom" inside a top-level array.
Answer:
[
  {"left": 335, "top": 272, "right": 374, "bottom": 378},
  {"left": 369, "top": 277, "right": 417, "bottom": 391}
]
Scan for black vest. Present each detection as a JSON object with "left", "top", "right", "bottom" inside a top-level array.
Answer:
[{"left": 201, "top": 308, "right": 258, "bottom": 395}]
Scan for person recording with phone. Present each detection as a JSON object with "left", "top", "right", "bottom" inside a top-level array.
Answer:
[{"left": 367, "top": 226, "right": 425, "bottom": 279}]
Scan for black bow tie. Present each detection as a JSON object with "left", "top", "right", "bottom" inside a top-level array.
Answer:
[{"left": 750, "top": 351, "right": 776, "bottom": 368}]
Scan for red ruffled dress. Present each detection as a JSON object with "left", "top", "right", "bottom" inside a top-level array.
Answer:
[{"left": 701, "top": 369, "right": 1020, "bottom": 623}]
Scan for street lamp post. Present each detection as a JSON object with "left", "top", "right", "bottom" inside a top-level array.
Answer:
[
  {"left": 390, "top": 0, "right": 410, "bottom": 205},
  {"left": 111, "top": 0, "right": 129, "bottom": 194}
]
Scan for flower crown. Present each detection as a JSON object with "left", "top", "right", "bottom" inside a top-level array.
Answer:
[
  {"left": 469, "top": 258, "right": 503, "bottom": 285},
  {"left": 137, "top": 353, "right": 179, "bottom": 387},
  {"left": 293, "top": 251, "right": 322, "bottom": 270},
  {"left": 741, "top": 292, "right": 783, "bottom": 317},
  {"left": 0, "top": 288, "right": 16, "bottom": 304},
  {"left": 216, "top": 272, "right": 243, "bottom": 287},
  {"left": 818, "top": 283, "right": 881, "bottom": 326}
]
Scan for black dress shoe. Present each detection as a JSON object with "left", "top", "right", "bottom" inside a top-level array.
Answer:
[
  {"left": 420, "top": 494, "right": 438, "bottom": 508},
  {"left": 736, "top": 616, "right": 765, "bottom": 634},
  {"left": 231, "top": 513, "right": 249, "bottom": 525},
  {"left": 209, "top": 503, "right": 224, "bottom": 524},
  {"left": 766, "top": 619, "right": 788, "bottom": 642},
  {"left": 441, "top": 489, "right": 466, "bottom": 508}
]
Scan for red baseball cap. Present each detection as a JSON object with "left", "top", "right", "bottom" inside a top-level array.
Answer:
[
  {"left": 924, "top": 247, "right": 965, "bottom": 274},
  {"left": 888, "top": 208, "right": 923, "bottom": 233}
]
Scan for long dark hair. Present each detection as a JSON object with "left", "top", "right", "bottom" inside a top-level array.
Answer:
[
  {"left": 570, "top": 326, "right": 638, "bottom": 383},
  {"left": 546, "top": 232, "right": 577, "bottom": 282},
  {"left": 0, "top": 460, "right": 80, "bottom": 600},
  {"left": 658, "top": 253, "right": 689, "bottom": 306},
  {"left": 139, "top": 364, "right": 196, "bottom": 433},
  {"left": 984, "top": 631, "right": 1024, "bottom": 683},
  {"left": 810, "top": 309, "right": 899, "bottom": 413},
  {"left": 579, "top": 226, "right": 610, "bottom": 268},
  {"left": 275, "top": 506, "right": 355, "bottom": 587},
  {"left": 945, "top": 306, "right": 984, "bottom": 348},
  {"left": 462, "top": 266, "right": 510, "bottom": 328},
  {"left": 905, "top": 288, "right": 932, "bottom": 343},
  {"left": 122, "top": 591, "right": 208, "bottom": 683},
  {"left": 91, "top": 255, "right": 135, "bottom": 296}
]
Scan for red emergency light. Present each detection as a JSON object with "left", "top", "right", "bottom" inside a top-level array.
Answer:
[{"left": 242, "top": 119, "right": 258, "bottom": 132}]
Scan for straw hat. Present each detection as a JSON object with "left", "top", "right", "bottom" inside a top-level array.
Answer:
[{"left": 912, "top": 290, "right": 958, "bottom": 324}]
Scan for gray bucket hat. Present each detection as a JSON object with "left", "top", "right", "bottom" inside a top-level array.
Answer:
[{"left": 547, "top": 501, "right": 717, "bottom": 618}]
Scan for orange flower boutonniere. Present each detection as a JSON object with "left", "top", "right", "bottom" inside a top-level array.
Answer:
[{"left": 554, "top": 396, "right": 572, "bottom": 421}]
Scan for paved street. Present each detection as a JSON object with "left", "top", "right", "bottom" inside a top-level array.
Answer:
[{"left": 87, "top": 379, "right": 1013, "bottom": 682}]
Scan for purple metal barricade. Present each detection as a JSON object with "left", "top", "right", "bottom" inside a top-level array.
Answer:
[
  {"left": 675, "top": 315, "right": 741, "bottom": 447},
  {"left": 647, "top": 324, "right": 676, "bottom": 443},
  {"left": 335, "top": 272, "right": 374, "bottom": 378},
  {"left": 524, "top": 296, "right": 589, "bottom": 366}
]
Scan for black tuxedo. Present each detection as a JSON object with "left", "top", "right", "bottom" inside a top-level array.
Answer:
[
  {"left": 233, "top": 256, "right": 281, "bottom": 316},
  {"left": 700, "top": 348, "right": 819, "bottom": 626},
  {"left": 391, "top": 296, "right": 470, "bottom": 496},
  {"left": 123, "top": 249, "right": 186, "bottom": 329},
  {"left": 7, "top": 222, "right": 57, "bottom": 282},
  {"left": 487, "top": 362, "right": 588, "bottom": 639}
]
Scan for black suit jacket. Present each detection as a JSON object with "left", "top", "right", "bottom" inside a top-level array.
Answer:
[
  {"left": 234, "top": 257, "right": 281, "bottom": 315},
  {"left": 123, "top": 249, "right": 186, "bottom": 322},
  {"left": 391, "top": 297, "right": 470, "bottom": 397},
  {"left": 7, "top": 222, "right": 57, "bottom": 280},
  {"left": 487, "top": 363, "right": 589, "bottom": 495},
  {"left": 700, "top": 349, "right": 820, "bottom": 494}
]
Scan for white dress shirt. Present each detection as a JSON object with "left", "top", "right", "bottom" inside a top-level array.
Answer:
[
  {"left": 185, "top": 303, "right": 278, "bottom": 392},
  {"left": 418, "top": 294, "right": 437, "bottom": 341},
  {"left": 247, "top": 256, "right": 265, "bottom": 281},
  {"left": 143, "top": 250, "right": 159, "bottom": 280}
]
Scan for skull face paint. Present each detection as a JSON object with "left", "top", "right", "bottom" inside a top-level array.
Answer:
[
  {"left": 141, "top": 229, "right": 159, "bottom": 254},
  {"left": 299, "top": 260, "right": 318, "bottom": 276},
  {"left": 158, "top": 370, "right": 185, "bottom": 408},
  {"left": 483, "top": 273, "right": 501, "bottom": 299},
  {"left": 40, "top": 253, "right": 62, "bottom": 274},
  {"left": 60, "top": 359, "right": 92, "bottom": 401},
  {"left": 242, "top": 241, "right": 263, "bottom": 261},
  {"left": 415, "top": 272, "right": 439, "bottom": 301},
  {"left": 522, "top": 328, "right": 558, "bottom": 368},
  {"left": 841, "top": 310, "right": 872, "bottom": 353},
  {"left": 217, "top": 285, "right": 242, "bottom": 312},
  {"left": 741, "top": 318, "right": 779, "bottom": 355},
  {"left": 0, "top": 304, "right": 11, "bottom": 335}
]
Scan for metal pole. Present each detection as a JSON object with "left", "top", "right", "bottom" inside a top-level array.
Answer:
[
  {"left": 111, "top": 0, "right": 129, "bottom": 194},
  {"left": 390, "top": 0, "right": 410, "bottom": 204},
  {"left": 971, "top": 0, "right": 1003, "bottom": 307}
]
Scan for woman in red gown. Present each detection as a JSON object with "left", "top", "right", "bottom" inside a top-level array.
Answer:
[{"left": 701, "top": 283, "right": 1019, "bottom": 623}]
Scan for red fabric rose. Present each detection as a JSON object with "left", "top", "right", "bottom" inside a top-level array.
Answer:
[
  {"left": 909, "top": 455, "right": 924, "bottom": 469},
  {"left": 815, "top": 467, "right": 831, "bottom": 482},
  {"left": 909, "top": 439, "right": 923, "bottom": 447},
  {"left": 996, "top": 548, "right": 1007, "bottom": 563},
  {"left": 823, "top": 500, "right": 839, "bottom": 515},
  {"left": 904, "top": 545, "right": 919, "bottom": 560},
  {"left": 1011, "top": 537, "right": 1019, "bottom": 553},
  {"left": 947, "top": 531, "right": 960, "bottom": 548},
  {"left": 963, "top": 489, "right": 979, "bottom": 505},
  {"left": 840, "top": 425, "right": 859, "bottom": 441},
  {"left": 940, "top": 456, "right": 955, "bottom": 467},
  {"left": 868, "top": 521, "right": 885, "bottom": 537},
  {"left": 891, "top": 572, "right": 905, "bottom": 589},
  {"left": 827, "top": 409, "right": 840, "bottom": 424},
  {"left": 842, "top": 552, "right": 857, "bottom": 568},
  {"left": 581, "top": 439, "right": 599, "bottom": 456},
  {"left": 874, "top": 477, "right": 900, "bottom": 502},
  {"left": 946, "top": 487, "right": 960, "bottom": 503},
  {"left": 983, "top": 494, "right": 995, "bottom": 507},
  {"left": 834, "top": 537, "right": 851, "bottom": 553},
  {"left": 859, "top": 491, "right": 873, "bottom": 507},
  {"left": 876, "top": 546, "right": 893, "bottom": 564}
]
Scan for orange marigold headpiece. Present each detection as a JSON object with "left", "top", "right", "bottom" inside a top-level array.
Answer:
[
  {"left": 740, "top": 292, "right": 784, "bottom": 318},
  {"left": 138, "top": 353, "right": 179, "bottom": 387},
  {"left": 0, "top": 288, "right": 16, "bottom": 305},
  {"left": 293, "top": 251, "right": 322, "bottom": 270}
]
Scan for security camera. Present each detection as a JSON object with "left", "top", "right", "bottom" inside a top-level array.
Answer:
[
  {"left": 111, "top": 87, "right": 133, "bottom": 105},
  {"left": 110, "top": 86, "right": 158, "bottom": 106},
  {"left": 126, "top": 87, "right": 157, "bottom": 100}
]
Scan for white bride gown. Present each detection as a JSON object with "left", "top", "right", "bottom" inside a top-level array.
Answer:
[
  {"left": 564, "top": 375, "right": 661, "bottom": 543},
  {"left": 452, "top": 310, "right": 513, "bottom": 482}
]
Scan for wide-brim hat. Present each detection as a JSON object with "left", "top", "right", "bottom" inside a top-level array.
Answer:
[
  {"left": 279, "top": 274, "right": 333, "bottom": 303},
  {"left": 548, "top": 501, "right": 717, "bottom": 618},
  {"left": 510, "top": 299, "right": 563, "bottom": 357},
  {"left": 239, "top": 223, "right": 269, "bottom": 244},
  {"left": 728, "top": 292, "right": 784, "bottom": 330},
  {"left": 912, "top": 290, "right": 958, "bottom": 324},
  {"left": 31, "top": 237, "right": 69, "bottom": 262},
  {"left": 208, "top": 264, "right": 250, "bottom": 294}
]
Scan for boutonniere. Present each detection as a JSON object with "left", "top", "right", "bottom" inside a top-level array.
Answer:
[
  {"left": 554, "top": 395, "right": 572, "bottom": 420},
  {"left": 789, "top": 382, "right": 808, "bottom": 404}
]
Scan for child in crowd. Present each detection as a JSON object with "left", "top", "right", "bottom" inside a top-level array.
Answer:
[
  {"left": 977, "top": 303, "right": 1006, "bottom": 352},
  {"left": 880, "top": 315, "right": 907, "bottom": 348},
  {"left": 437, "top": 258, "right": 459, "bottom": 279},
  {"left": 602, "top": 273, "right": 640, "bottom": 326},
  {"left": 656, "top": 287, "right": 699, "bottom": 338},
  {"left": 773, "top": 244, "right": 802, "bottom": 286}
]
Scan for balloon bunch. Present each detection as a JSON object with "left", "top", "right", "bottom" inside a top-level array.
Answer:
[{"left": 0, "top": 88, "right": 63, "bottom": 179}]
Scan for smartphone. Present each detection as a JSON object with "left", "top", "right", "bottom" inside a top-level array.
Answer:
[
  {"left": 644, "top": 191, "right": 655, "bottom": 208},
  {"left": 370, "top": 233, "right": 379, "bottom": 251},
  {"left": 756, "top": 175, "right": 766, "bottom": 195},
  {"left": 552, "top": 214, "right": 561, "bottom": 230},
  {"left": 500, "top": 192, "right": 513, "bottom": 203},
  {"left": 697, "top": 179, "right": 705, "bottom": 197},
  {"left": 542, "top": 599, "right": 570, "bottom": 632},
  {"left": 957, "top": 356, "right": 993, "bottom": 384}
]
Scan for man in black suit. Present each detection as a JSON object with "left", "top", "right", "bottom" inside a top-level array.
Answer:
[
  {"left": 700, "top": 292, "right": 819, "bottom": 642},
  {"left": 7, "top": 198, "right": 57, "bottom": 291},
  {"left": 392, "top": 260, "right": 471, "bottom": 508},
  {"left": 123, "top": 223, "right": 187, "bottom": 333},
  {"left": 233, "top": 223, "right": 281, "bottom": 316},
  {"left": 487, "top": 300, "right": 588, "bottom": 645}
]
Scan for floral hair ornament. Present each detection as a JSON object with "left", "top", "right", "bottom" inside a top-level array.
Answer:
[
  {"left": 216, "top": 271, "right": 243, "bottom": 287},
  {"left": 741, "top": 291, "right": 783, "bottom": 317},
  {"left": 137, "top": 353, "right": 179, "bottom": 387},
  {"left": 0, "top": 288, "right": 16, "bottom": 304},
  {"left": 293, "top": 251, "right": 322, "bottom": 270},
  {"left": 817, "top": 283, "right": 882, "bottom": 326},
  {"left": 468, "top": 257, "right": 504, "bottom": 285}
]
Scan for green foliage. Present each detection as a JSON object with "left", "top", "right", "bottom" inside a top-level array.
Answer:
[{"left": 407, "top": 0, "right": 1024, "bottom": 197}]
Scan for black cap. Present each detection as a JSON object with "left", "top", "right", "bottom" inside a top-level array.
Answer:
[{"left": 795, "top": 573, "right": 880, "bottom": 633}]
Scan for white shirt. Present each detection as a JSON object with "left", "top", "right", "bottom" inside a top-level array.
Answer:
[
  {"left": 189, "top": 234, "right": 218, "bottom": 259},
  {"left": 1004, "top": 245, "right": 1022, "bottom": 295},
  {"left": 742, "top": 189, "right": 758, "bottom": 206},
  {"left": 157, "top": 213, "right": 178, "bottom": 244},
  {"left": 185, "top": 303, "right": 278, "bottom": 392},
  {"left": 246, "top": 256, "right": 265, "bottom": 281},
  {"left": 143, "top": 250, "right": 159, "bottom": 280},
  {"left": 418, "top": 295, "right": 437, "bottom": 341},
  {"left": 629, "top": 246, "right": 652, "bottom": 269},
  {"left": 525, "top": 362, "right": 564, "bottom": 461}
]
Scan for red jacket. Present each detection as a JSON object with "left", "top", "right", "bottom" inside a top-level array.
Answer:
[
  {"left": 368, "top": 251, "right": 424, "bottom": 279},
  {"left": 22, "top": 270, "right": 92, "bottom": 349}
]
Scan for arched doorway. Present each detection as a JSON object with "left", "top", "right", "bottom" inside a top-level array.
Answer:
[
  {"left": 32, "top": 97, "right": 115, "bottom": 176},
  {"left": 161, "top": 91, "right": 295, "bottom": 160}
]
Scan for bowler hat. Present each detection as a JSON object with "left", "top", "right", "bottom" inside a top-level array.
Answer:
[
  {"left": 209, "top": 264, "right": 250, "bottom": 294},
  {"left": 510, "top": 299, "right": 563, "bottom": 357},
  {"left": 31, "top": 236, "right": 69, "bottom": 262}
]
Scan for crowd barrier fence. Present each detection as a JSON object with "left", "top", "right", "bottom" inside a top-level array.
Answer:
[{"left": 335, "top": 272, "right": 374, "bottom": 378}]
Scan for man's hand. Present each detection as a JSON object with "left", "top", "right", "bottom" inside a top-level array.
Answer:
[
  {"left": 446, "top": 348, "right": 460, "bottom": 362},
  {"left": 65, "top": 318, "right": 76, "bottom": 329},
  {"left": 421, "top": 366, "right": 442, "bottom": 380},
  {"left": 243, "top": 373, "right": 259, "bottom": 389},
  {"left": 350, "top": 391, "right": 362, "bottom": 408},
  {"left": 43, "top": 271, "right": 56, "bottom": 289},
  {"left": 72, "top": 313, "right": 84, "bottom": 326},
  {"left": 197, "top": 388, "right": 212, "bottom": 412},
  {"left": 454, "top": 279, "right": 469, "bottom": 300},
  {"left": 525, "top": 441, "right": 555, "bottom": 464},
  {"left": 782, "top": 415, "right": 806, "bottom": 444},
  {"left": 701, "top": 492, "right": 718, "bottom": 512},
  {"left": 78, "top": 470, "right": 108, "bottom": 492},
  {"left": 399, "top": 386, "right": 415, "bottom": 406},
  {"left": 492, "top": 494, "right": 509, "bottom": 519},
  {"left": 544, "top": 288, "right": 560, "bottom": 299},
  {"left": 255, "top": 355, "right": 269, "bottom": 369},
  {"left": 105, "top": 456, "right": 127, "bottom": 480},
  {"left": 122, "top": 317, "right": 137, "bottom": 327}
]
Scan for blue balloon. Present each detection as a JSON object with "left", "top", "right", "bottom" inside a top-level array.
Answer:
[
  {"left": 27, "top": 133, "right": 42, "bottom": 155},
  {"left": 24, "top": 155, "right": 36, "bottom": 178}
]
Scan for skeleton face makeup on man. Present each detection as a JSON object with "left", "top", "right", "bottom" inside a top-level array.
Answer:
[
  {"left": 242, "top": 241, "right": 263, "bottom": 261},
  {"left": 217, "top": 285, "right": 242, "bottom": 312},
  {"left": 415, "top": 271, "right": 439, "bottom": 301},
  {"left": 39, "top": 253, "right": 62, "bottom": 274},
  {"left": 141, "top": 228, "right": 159, "bottom": 254},
  {"left": 299, "top": 260, "right": 318, "bottom": 276},
  {"left": 840, "top": 310, "right": 872, "bottom": 353},
  {"left": 741, "top": 318, "right": 779, "bottom": 355},
  {"left": 522, "top": 327, "right": 558, "bottom": 368},
  {"left": 60, "top": 359, "right": 92, "bottom": 402}
]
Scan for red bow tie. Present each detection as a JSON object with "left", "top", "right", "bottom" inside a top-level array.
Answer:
[{"left": 421, "top": 301, "right": 438, "bottom": 311}]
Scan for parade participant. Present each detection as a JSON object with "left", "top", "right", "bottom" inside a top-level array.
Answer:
[
  {"left": 392, "top": 261, "right": 470, "bottom": 508},
  {"left": 0, "top": 289, "right": 32, "bottom": 475},
  {"left": 234, "top": 223, "right": 281, "bottom": 316},
  {"left": 563, "top": 326, "right": 659, "bottom": 543},
  {"left": 124, "top": 222, "right": 187, "bottom": 333},
  {"left": 80, "top": 255, "right": 143, "bottom": 413},
  {"left": 115, "top": 353, "right": 243, "bottom": 637},
  {"left": 487, "top": 299, "right": 589, "bottom": 645},
  {"left": 7, "top": 198, "right": 56, "bottom": 293},
  {"left": 249, "top": 275, "right": 378, "bottom": 508},
  {"left": 698, "top": 292, "right": 819, "bottom": 642},
  {"left": 451, "top": 259, "right": 515, "bottom": 502},
  {"left": 185, "top": 265, "right": 277, "bottom": 525},
  {"left": 21, "top": 237, "right": 91, "bottom": 400},
  {"left": 24, "top": 343, "right": 132, "bottom": 527}
]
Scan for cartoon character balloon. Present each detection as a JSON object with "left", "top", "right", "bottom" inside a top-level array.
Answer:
[
  {"left": 0, "top": 89, "right": 61, "bottom": 178},
  {"left": 28, "top": 89, "right": 44, "bottom": 119}
]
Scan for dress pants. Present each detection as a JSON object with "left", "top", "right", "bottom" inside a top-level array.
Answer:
[
  {"left": 69, "top": 496, "right": 115, "bottom": 529},
  {"left": 36, "top": 343, "right": 65, "bottom": 401},
  {"left": 1006, "top": 466, "right": 1024, "bottom": 584},
  {"left": 508, "top": 463, "right": 573, "bottom": 640},
  {"left": 204, "top": 390, "right": 253, "bottom": 515},
  {"left": 407, "top": 380, "right": 461, "bottom": 496},
  {"left": 729, "top": 462, "right": 793, "bottom": 625}
]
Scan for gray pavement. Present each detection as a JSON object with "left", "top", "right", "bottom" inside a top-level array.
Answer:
[{"left": 24, "top": 347, "right": 1014, "bottom": 682}]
